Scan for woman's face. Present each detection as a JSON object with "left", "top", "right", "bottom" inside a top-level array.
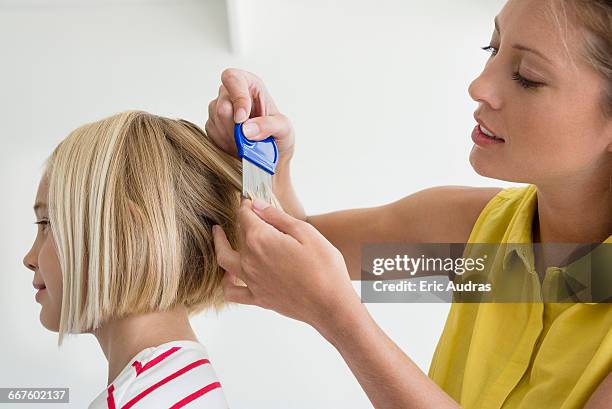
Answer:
[
  {"left": 23, "top": 175, "right": 63, "bottom": 332},
  {"left": 468, "top": 0, "right": 612, "bottom": 185}
]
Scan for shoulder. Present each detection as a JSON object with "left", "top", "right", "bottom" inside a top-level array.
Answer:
[
  {"left": 377, "top": 185, "right": 514, "bottom": 244},
  {"left": 447, "top": 184, "right": 538, "bottom": 239},
  {"left": 104, "top": 341, "right": 228, "bottom": 408},
  {"left": 436, "top": 185, "right": 506, "bottom": 241},
  {"left": 401, "top": 185, "right": 510, "bottom": 243},
  {"left": 426, "top": 185, "right": 507, "bottom": 208}
]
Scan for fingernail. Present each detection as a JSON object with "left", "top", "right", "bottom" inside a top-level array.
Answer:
[
  {"left": 235, "top": 108, "right": 247, "bottom": 123},
  {"left": 242, "top": 121, "right": 259, "bottom": 138},
  {"left": 252, "top": 198, "right": 270, "bottom": 210},
  {"left": 212, "top": 224, "right": 219, "bottom": 233}
]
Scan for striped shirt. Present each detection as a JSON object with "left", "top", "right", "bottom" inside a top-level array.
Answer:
[{"left": 88, "top": 340, "right": 229, "bottom": 408}]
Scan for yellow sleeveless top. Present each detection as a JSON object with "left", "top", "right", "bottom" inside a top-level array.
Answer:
[{"left": 428, "top": 184, "right": 612, "bottom": 408}]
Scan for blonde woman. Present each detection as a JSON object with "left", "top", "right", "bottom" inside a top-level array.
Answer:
[
  {"left": 206, "top": 0, "right": 611, "bottom": 407},
  {"left": 23, "top": 111, "right": 240, "bottom": 408}
]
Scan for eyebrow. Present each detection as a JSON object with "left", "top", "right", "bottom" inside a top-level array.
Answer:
[{"left": 494, "top": 16, "right": 554, "bottom": 65}]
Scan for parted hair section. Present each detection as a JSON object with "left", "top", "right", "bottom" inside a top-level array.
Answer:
[{"left": 44, "top": 110, "right": 253, "bottom": 344}]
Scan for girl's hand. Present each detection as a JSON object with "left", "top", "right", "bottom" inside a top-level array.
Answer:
[
  {"left": 205, "top": 68, "right": 295, "bottom": 161},
  {"left": 212, "top": 198, "right": 359, "bottom": 330}
]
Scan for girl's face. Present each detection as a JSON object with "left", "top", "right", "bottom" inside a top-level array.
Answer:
[
  {"left": 468, "top": 0, "right": 612, "bottom": 185},
  {"left": 23, "top": 175, "right": 63, "bottom": 332}
]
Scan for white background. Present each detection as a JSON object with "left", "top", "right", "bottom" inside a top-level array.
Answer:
[{"left": 0, "top": 0, "right": 517, "bottom": 407}]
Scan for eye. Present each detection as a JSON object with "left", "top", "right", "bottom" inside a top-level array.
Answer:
[
  {"left": 481, "top": 45, "right": 498, "bottom": 57},
  {"left": 511, "top": 72, "right": 544, "bottom": 89},
  {"left": 34, "top": 220, "right": 50, "bottom": 232}
]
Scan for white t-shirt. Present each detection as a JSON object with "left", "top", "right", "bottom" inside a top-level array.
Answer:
[{"left": 88, "top": 340, "right": 229, "bottom": 408}]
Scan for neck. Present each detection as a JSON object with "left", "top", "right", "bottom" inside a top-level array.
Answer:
[
  {"left": 532, "top": 175, "right": 612, "bottom": 272},
  {"left": 92, "top": 304, "right": 198, "bottom": 385},
  {"left": 534, "top": 176, "right": 612, "bottom": 244}
]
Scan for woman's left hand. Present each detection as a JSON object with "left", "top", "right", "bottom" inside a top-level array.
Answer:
[
  {"left": 213, "top": 199, "right": 463, "bottom": 409},
  {"left": 212, "top": 198, "right": 360, "bottom": 331}
]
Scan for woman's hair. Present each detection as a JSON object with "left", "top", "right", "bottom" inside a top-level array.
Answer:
[
  {"left": 44, "top": 111, "right": 253, "bottom": 345},
  {"left": 551, "top": 0, "right": 612, "bottom": 117}
]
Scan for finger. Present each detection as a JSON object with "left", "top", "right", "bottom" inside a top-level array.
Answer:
[
  {"left": 235, "top": 199, "right": 272, "bottom": 252},
  {"left": 241, "top": 114, "right": 292, "bottom": 142},
  {"left": 216, "top": 87, "right": 237, "bottom": 138},
  {"left": 212, "top": 225, "right": 246, "bottom": 279},
  {"left": 249, "top": 198, "right": 309, "bottom": 242},
  {"left": 238, "top": 199, "right": 305, "bottom": 246},
  {"left": 205, "top": 117, "right": 235, "bottom": 155},
  {"left": 205, "top": 98, "right": 237, "bottom": 155},
  {"left": 207, "top": 98, "right": 217, "bottom": 123},
  {"left": 221, "top": 68, "right": 253, "bottom": 123}
]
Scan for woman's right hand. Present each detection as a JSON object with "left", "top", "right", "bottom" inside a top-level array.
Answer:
[{"left": 205, "top": 68, "right": 295, "bottom": 162}]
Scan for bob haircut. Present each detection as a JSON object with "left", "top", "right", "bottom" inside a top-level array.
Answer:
[{"left": 44, "top": 110, "right": 256, "bottom": 345}]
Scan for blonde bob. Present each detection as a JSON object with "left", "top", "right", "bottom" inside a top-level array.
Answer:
[{"left": 44, "top": 111, "right": 247, "bottom": 345}]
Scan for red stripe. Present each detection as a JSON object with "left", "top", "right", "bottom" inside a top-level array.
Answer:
[
  {"left": 169, "top": 381, "right": 222, "bottom": 409},
  {"left": 131, "top": 360, "right": 142, "bottom": 374},
  {"left": 106, "top": 384, "right": 116, "bottom": 409},
  {"left": 132, "top": 346, "right": 182, "bottom": 376},
  {"left": 120, "top": 359, "right": 210, "bottom": 409}
]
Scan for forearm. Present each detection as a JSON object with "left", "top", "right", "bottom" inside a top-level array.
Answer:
[
  {"left": 271, "top": 158, "right": 370, "bottom": 278},
  {"left": 316, "top": 296, "right": 460, "bottom": 409},
  {"left": 272, "top": 156, "right": 307, "bottom": 220}
]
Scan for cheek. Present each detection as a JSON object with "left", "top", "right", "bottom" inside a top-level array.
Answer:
[
  {"left": 38, "top": 235, "right": 62, "bottom": 331},
  {"left": 511, "top": 100, "right": 600, "bottom": 172}
]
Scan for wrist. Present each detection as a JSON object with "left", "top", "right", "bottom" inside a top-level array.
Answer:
[
  {"left": 276, "top": 153, "right": 293, "bottom": 173},
  {"left": 314, "top": 290, "right": 370, "bottom": 347},
  {"left": 272, "top": 156, "right": 296, "bottom": 197}
]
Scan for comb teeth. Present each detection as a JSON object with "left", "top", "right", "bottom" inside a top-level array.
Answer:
[{"left": 242, "top": 159, "right": 274, "bottom": 203}]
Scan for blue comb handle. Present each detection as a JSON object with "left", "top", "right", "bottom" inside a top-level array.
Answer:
[{"left": 234, "top": 122, "right": 279, "bottom": 175}]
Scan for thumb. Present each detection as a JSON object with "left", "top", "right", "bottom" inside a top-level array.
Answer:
[
  {"left": 241, "top": 114, "right": 292, "bottom": 142},
  {"left": 251, "top": 199, "right": 306, "bottom": 241}
]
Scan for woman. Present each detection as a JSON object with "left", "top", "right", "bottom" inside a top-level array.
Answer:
[
  {"left": 207, "top": 0, "right": 611, "bottom": 407},
  {"left": 23, "top": 111, "right": 242, "bottom": 408}
]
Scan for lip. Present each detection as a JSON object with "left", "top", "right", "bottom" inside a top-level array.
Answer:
[
  {"left": 471, "top": 125, "right": 505, "bottom": 146},
  {"left": 33, "top": 282, "right": 46, "bottom": 290},
  {"left": 473, "top": 114, "right": 505, "bottom": 142},
  {"left": 34, "top": 287, "right": 46, "bottom": 302}
]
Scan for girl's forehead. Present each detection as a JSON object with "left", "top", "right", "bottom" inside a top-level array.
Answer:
[{"left": 34, "top": 176, "right": 49, "bottom": 213}]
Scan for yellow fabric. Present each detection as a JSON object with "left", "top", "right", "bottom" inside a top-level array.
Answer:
[{"left": 428, "top": 184, "right": 612, "bottom": 409}]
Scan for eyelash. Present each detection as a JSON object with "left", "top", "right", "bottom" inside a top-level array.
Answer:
[
  {"left": 34, "top": 220, "right": 50, "bottom": 231},
  {"left": 481, "top": 45, "right": 545, "bottom": 90}
]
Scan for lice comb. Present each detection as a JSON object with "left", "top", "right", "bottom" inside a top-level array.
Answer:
[{"left": 234, "top": 122, "right": 279, "bottom": 204}]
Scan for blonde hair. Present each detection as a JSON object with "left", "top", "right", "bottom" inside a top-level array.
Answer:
[{"left": 44, "top": 111, "right": 254, "bottom": 345}]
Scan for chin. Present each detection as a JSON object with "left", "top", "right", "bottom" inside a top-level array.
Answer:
[
  {"left": 469, "top": 151, "right": 498, "bottom": 179},
  {"left": 469, "top": 150, "right": 518, "bottom": 182},
  {"left": 39, "top": 310, "right": 60, "bottom": 332}
]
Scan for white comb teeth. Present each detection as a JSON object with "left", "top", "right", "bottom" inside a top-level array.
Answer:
[{"left": 242, "top": 159, "right": 274, "bottom": 204}]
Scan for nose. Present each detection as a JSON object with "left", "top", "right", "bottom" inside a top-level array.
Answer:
[
  {"left": 468, "top": 63, "right": 503, "bottom": 111},
  {"left": 23, "top": 245, "right": 37, "bottom": 273}
]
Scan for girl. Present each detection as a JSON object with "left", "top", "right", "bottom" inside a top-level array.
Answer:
[{"left": 23, "top": 111, "right": 241, "bottom": 408}]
